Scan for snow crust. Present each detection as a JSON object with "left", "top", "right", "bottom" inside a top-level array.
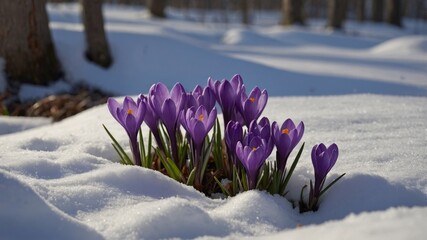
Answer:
[{"left": 1, "top": 3, "right": 427, "bottom": 240}]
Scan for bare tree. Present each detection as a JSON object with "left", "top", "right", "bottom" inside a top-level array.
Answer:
[
  {"left": 327, "top": 0, "right": 346, "bottom": 29},
  {"left": 148, "top": 0, "right": 168, "bottom": 18},
  {"left": 80, "top": 0, "right": 113, "bottom": 68},
  {"left": 357, "top": 0, "right": 366, "bottom": 22},
  {"left": 281, "top": 0, "right": 305, "bottom": 25},
  {"left": 0, "top": 0, "right": 62, "bottom": 85},
  {"left": 386, "top": 0, "right": 403, "bottom": 27},
  {"left": 372, "top": 0, "right": 384, "bottom": 22},
  {"left": 241, "top": 0, "right": 250, "bottom": 25}
]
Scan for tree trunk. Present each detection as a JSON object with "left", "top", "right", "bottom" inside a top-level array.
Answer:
[
  {"left": 0, "top": 0, "right": 62, "bottom": 85},
  {"left": 80, "top": 0, "right": 113, "bottom": 68},
  {"left": 372, "top": 0, "right": 384, "bottom": 22},
  {"left": 327, "top": 0, "right": 346, "bottom": 29},
  {"left": 241, "top": 0, "right": 250, "bottom": 25},
  {"left": 386, "top": 0, "right": 402, "bottom": 27},
  {"left": 148, "top": 0, "right": 167, "bottom": 18},
  {"left": 357, "top": 0, "right": 365, "bottom": 22},
  {"left": 281, "top": 0, "right": 305, "bottom": 25}
]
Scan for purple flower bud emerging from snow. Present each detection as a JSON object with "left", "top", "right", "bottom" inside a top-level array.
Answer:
[
  {"left": 208, "top": 74, "right": 245, "bottom": 125},
  {"left": 311, "top": 143, "right": 339, "bottom": 197},
  {"left": 148, "top": 82, "right": 187, "bottom": 163},
  {"left": 187, "top": 85, "right": 216, "bottom": 112},
  {"left": 107, "top": 96, "right": 146, "bottom": 166},
  {"left": 238, "top": 86, "right": 268, "bottom": 126},
  {"left": 236, "top": 136, "right": 270, "bottom": 190},
  {"left": 272, "top": 119, "right": 304, "bottom": 172}
]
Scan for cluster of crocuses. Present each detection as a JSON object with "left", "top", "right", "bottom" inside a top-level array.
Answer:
[{"left": 105, "top": 74, "right": 344, "bottom": 212}]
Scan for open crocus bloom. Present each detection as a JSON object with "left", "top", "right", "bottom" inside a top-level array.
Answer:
[
  {"left": 311, "top": 143, "right": 339, "bottom": 196},
  {"left": 148, "top": 82, "right": 187, "bottom": 163},
  {"left": 148, "top": 82, "right": 186, "bottom": 133},
  {"left": 238, "top": 86, "right": 268, "bottom": 126},
  {"left": 187, "top": 85, "right": 216, "bottom": 113},
  {"left": 236, "top": 136, "right": 271, "bottom": 190},
  {"left": 107, "top": 96, "right": 146, "bottom": 165},
  {"left": 180, "top": 105, "right": 217, "bottom": 149},
  {"left": 272, "top": 119, "right": 304, "bottom": 171},
  {"left": 208, "top": 74, "right": 245, "bottom": 125}
]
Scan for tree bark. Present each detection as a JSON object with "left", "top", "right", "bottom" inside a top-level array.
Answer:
[
  {"left": 281, "top": 0, "right": 305, "bottom": 26},
  {"left": 148, "top": 0, "right": 168, "bottom": 18},
  {"left": 357, "top": 0, "right": 365, "bottom": 22},
  {"left": 327, "top": 0, "right": 346, "bottom": 29},
  {"left": 240, "top": 0, "right": 250, "bottom": 25},
  {"left": 372, "top": 0, "right": 384, "bottom": 22},
  {"left": 386, "top": 0, "right": 402, "bottom": 27},
  {"left": 80, "top": 0, "right": 113, "bottom": 68},
  {"left": 0, "top": 0, "right": 62, "bottom": 85}
]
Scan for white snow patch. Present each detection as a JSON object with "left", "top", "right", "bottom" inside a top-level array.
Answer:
[
  {"left": 371, "top": 35, "right": 427, "bottom": 54},
  {"left": 0, "top": 116, "right": 51, "bottom": 135}
]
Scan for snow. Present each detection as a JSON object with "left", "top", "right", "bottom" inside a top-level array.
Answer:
[
  {"left": 371, "top": 35, "right": 427, "bottom": 54},
  {"left": 0, "top": 116, "right": 51, "bottom": 135},
  {"left": 1, "top": 4, "right": 427, "bottom": 240}
]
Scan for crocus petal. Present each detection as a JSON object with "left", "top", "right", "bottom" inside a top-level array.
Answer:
[
  {"left": 327, "top": 143, "right": 339, "bottom": 172},
  {"left": 218, "top": 81, "right": 235, "bottom": 111},
  {"left": 107, "top": 98, "right": 121, "bottom": 121},
  {"left": 192, "top": 120, "right": 207, "bottom": 147},
  {"left": 171, "top": 83, "right": 186, "bottom": 106},
  {"left": 206, "top": 108, "right": 217, "bottom": 131},
  {"left": 125, "top": 113, "right": 138, "bottom": 138},
  {"left": 161, "top": 99, "right": 177, "bottom": 131},
  {"left": 235, "top": 141, "right": 244, "bottom": 162}
]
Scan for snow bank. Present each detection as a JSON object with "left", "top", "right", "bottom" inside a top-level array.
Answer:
[
  {"left": 1, "top": 95, "right": 426, "bottom": 239},
  {"left": 0, "top": 170, "right": 103, "bottom": 240},
  {"left": 0, "top": 116, "right": 51, "bottom": 135},
  {"left": 371, "top": 35, "right": 427, "bottom": 54},
  {"left": 261, "top": 206, "right": 427, "bottom": 240},
  {"left": 222, "top": 28, "right": 283, "bottom": 46}
]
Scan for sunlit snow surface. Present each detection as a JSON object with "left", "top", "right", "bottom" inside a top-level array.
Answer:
[{"left": 1, "top": 3, "right": 427, "bottom": 240}]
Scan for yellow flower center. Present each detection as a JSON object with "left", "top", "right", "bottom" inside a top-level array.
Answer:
[
  {"left": 252, "top": 147, "right": 257, "bottom": 151},
  {"left": 282, "top": 128, "right": 289, "bottom": 135},
  {"left": 249, "top": 97, "right": 255, "bottom": 103},
  {"left": 127, "top": 109, "right": 133, "bottom": 115},
  {"left": 198, "top": 114, "right": 204, "bottom": 121}
]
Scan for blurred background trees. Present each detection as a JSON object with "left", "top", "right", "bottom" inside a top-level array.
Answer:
[
  {"left": 1, "top": 0, "right": 426, "bottom": 87},
  {"left": 0, "top": 0, "right": 63, "bottom": 85},
  {"left": 80, "top": 0, "right": 113, "bottom": 68}
]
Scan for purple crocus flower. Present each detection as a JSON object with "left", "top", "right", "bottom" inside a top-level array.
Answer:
[
  {"left": 272, "top": 119, "right": 304, "bottom": 172},
  {"left": 225, "top": 120, "right": 243, "bottom": 166},
  {"left": 187, "top": 85, "right": 216, "bottom": 113},
  {"left": 238, "top": 87, "right": 268, "bottom": 126},
  {"left": 208, "top": 74, "right": 245, "bottom": 125},
  {"left": 140, "top": 95, "right": 164, "bottom": 151},
  {"left": 148, "top": 82, "right": 187, "bottom": 163},
  {"left": 180, "top": 105, "right": 217, "bottom": 189},
  {"left": 236, "top": 136, "right": 270, "bottom": 190},
  {"left": 107, "top": 96, "right": 147, "bottom": 166},
  {"left": 311, "top": 143, "right": 339, "bottom": 197},
  {"left": 243, "top": 118, "right": 274, "bottom": 161},
  {"left": 248, "top": 117, "right": 272, "bottom": 142},
  {"left": 180, "top": 105, "right": 217, "bottom": 150}
]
